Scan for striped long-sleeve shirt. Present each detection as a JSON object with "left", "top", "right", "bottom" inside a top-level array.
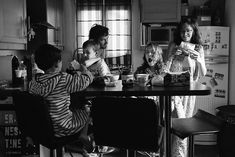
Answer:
[{"left": 29, "top": 70, "right": 93, "bottom": 137}]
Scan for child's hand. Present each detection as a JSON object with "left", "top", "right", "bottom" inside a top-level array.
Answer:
[
  {"left": 175, "top": 46, "right": 183, "bottom": 55},
  {"left": 69, "top": 60, "right": 81, "bottom": 70},
  {"left": 177, "top": 47, "right": 190, "bottom": 56},
  {"left": 160, "top": 64, "right": 169, "bottom": 74},
  {"left": 187, "top": 49, "right": 200, "bottom": 60},
  {"left": 102, "top": 75, "right": 113, "bottom": 82},
  {"left": 79, "top": 64, "right": 89, "bottom": 72}
]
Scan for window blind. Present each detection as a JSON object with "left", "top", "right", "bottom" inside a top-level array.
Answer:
[{"left": 76, "top": 0, "right": 132, "bottom": 67}]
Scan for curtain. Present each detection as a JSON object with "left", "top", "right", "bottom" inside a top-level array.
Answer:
[{"left": 76, "top": 0, "right": 132, "bottom": 67}]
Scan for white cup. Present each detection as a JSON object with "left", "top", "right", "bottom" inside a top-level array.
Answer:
[
  {"left": 121, "top": 74, "right": 134, "bottom": 87},
  {"left": 121, "top": 74, "right": 133, "bottom": 83},
  {"left": 136, "top": 74, "right": 149, "bottom": 86}
]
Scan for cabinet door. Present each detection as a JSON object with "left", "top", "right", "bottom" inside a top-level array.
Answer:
[
  {"left": 0, "top": 0, "right": 27, "bottom": 44},
  {"left": 47, "top": 0, "right": 63, "bottom": 47},
  {"left": 140, "top": 0, "right": 181, "bottom": 23}
]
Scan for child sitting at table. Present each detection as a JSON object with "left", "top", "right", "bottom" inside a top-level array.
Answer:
[
  {"left": 134, "top": 42, "right": 165, "bottom": 156},
  {"left": 134, "top": 42, "right": 166, "bottom": 87},
  {"left": 69, "top": 40, "right": 116, "bottom": 153},
  {"left": 69, "top": 39, "right": 115, "bottom": 85},
  {"left": 28, "top": 44, "right": 94, "bottom": 153},
  {"left": 82, "top": 39, "right": 111, "bottom": 77}
]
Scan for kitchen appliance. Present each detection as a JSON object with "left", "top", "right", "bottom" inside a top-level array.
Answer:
[
  {"left": 140, "top": 25, "right": 176, "bottom": 62},
  {"left": 194, "top": 26, "right": 230, "bottom": 145},
  {"left": 141, "top": 24, "right": 175, "bottom": 46},
  {"left": 147, "top": 26, "right": 175, "bottom": 45}
]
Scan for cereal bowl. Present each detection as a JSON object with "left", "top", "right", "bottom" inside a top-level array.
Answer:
[{"left": 112, "top": 74, "right": 120, "bottom": 81}]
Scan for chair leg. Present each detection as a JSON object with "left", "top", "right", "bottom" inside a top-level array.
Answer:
[
  {"left": 188, "top": 135, "right": 194, "bottom": 157},
  {"left": 159, "top": 96, "right": 165, "bottom": 126},
  {"left": 50, "top": 147, "right": 64, "bottom": 157},
  {"left": 127, "top": 149, "right": 136, "bottom": 157},
  {"left": 50, "top": 149, "right": 53, "bottom": 157},
  {"left": 56, "top": 147, "right": 64, "bottom": 157}
]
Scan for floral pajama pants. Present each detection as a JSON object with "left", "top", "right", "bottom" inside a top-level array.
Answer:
[{"left": 171, "top": 95, "right": 196, "bottom": 157}]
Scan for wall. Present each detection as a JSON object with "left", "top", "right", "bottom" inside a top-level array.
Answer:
[
  {"left": 225, "top": 0, "right": 235, "bottom": 105},
  {"left": 132, "top": 0, "right": 144, "bottom": 72},
  {"left": 0, "top": 50, "right": 24, "bottom": 59},
  {"left": 61, "top": 0, "right": 76, "bottom": 71}
]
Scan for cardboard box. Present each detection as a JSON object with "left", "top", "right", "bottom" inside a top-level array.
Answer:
[
  {"left": 197, "top": 16, "right": 211, "bottom": 26},
  {"left": 0, "top": 110, "right": 22, "bottom": 156},
  {"left": 164, "top": 71, "right": 190, "bottom": 86},
  {"left": 0, "top": 110, "right": 39, "bottom": 156}
]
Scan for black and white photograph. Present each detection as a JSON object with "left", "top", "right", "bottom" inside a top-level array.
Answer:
[{"left": 0, "top": 0, "right": 235, "bottom": 157}]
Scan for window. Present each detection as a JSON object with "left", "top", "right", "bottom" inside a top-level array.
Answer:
[{"left": 76, "top": 0, "right": 132, "bottom": 67}]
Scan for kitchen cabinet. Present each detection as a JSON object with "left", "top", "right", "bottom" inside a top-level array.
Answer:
[
  {"left": 27, "top": 0, "right": 63, "bottom": 52},
  {"left": 0, "top": 0, "right": 27, "bottom": 50},
  {"left": 140, "top": 0, "right": 181, "bottom": 23},
  {"left": 46, "top": 0, "right": 63, "bottom": 47}
]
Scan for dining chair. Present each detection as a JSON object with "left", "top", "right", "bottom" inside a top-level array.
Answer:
[
  {"left": 171, "top": 109, "right": 225, "bottom": 157},
  {"left": 91, "top": 96, "right": 164, "bottom": 157},
  {"left": 13, "top": 91, "right": 83, "bottom": 157},
  {"left": 0, "top": 127, "right": 5, "bottom": 157}
]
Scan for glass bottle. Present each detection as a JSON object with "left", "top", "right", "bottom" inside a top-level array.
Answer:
[
  {"left": 19, "top": 60, "right": 28, "bottom": 90},
  {"left": 23, "top": 56, "right": 33, "bottom": 82}
]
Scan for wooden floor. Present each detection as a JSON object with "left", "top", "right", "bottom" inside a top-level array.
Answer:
[{"left": 65, "top": 144, "right": 219, "bottom": 157}]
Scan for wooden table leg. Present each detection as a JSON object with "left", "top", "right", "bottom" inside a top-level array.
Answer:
[
  {"left": 159, "top": 96, "right": 165, "bottom": 157},
  {"left": 165, "top": 96, "right": 172, "bottom": 157}
]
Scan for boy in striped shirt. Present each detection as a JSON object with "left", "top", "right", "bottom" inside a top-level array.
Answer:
[{"left": 29, "top": 44, "right": 94, "bottom": 152}]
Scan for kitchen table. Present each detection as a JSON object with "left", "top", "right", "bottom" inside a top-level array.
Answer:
[{"left": 71, "top": 80, "right": 211, "bottom": 157}]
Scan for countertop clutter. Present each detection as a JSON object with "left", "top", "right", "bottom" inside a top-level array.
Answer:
[{"left": 0, "top": 86, "right": 22, "bottom": 106}]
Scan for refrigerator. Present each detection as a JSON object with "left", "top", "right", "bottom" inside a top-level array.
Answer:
[{"left": 194, "top": 26, "right": 230, "bottom": 145}]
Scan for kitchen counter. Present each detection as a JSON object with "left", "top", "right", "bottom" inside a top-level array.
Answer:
[
  {"left": 0, "top": 87, "right": 22, "bottom": 106},
  {"left": 0, "top": 87, "right": 22, "bottom": 97}
]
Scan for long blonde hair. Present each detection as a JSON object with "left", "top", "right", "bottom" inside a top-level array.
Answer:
[{"left": 143, "top": 42, "right": 163, "bottom": 64}]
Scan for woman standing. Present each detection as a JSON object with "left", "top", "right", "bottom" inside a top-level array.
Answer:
[{"left": 166, "top": 18, "right": 207, "bottom": 157}]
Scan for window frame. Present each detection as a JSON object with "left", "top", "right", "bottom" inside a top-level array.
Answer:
[{"left": 75, "top": 0, "right": 132, "bottom": 67}]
